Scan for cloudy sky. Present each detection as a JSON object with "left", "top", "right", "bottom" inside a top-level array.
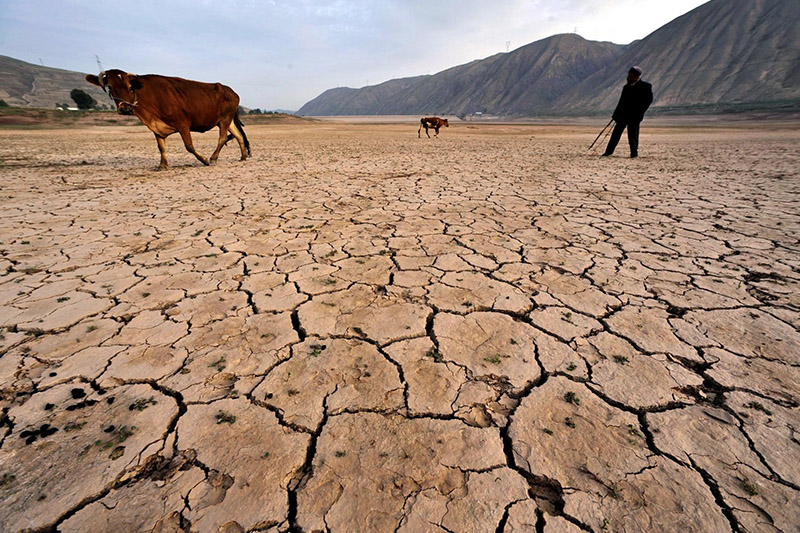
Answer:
[{"left": 0, "top": 0, "right": 708, "bottom": 110}]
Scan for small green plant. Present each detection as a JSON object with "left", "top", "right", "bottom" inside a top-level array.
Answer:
[
  {"left": 209, "top": 356, "right": 227, "bottom": 372},
  {"left": 463, "top": 301, "right": 473, "bottom": 307},
  {"left": 57, "top": 296, "right": 71, "bottom": 303},
  {"left": 542, "top": 428, "right": 554, "bottom": 435},
  {"left": 192, "top": 229, "right": 204, "bottom": 237},
  {"left": 566, "top": 362, "right": 577, "bottom": 371},
  {"left": 564, "top": 392, "right": 580, "bottom": 406},
  {"left": 484, "top": 354, "right": 502, "bottom": 365},
  {"left": 425, "top": 348, "right": 443, "bottom": 363},
  {"left": 87, "top": 325, "right": 98, "bottom": 332},
  {"left": 320, "top": 277, "right": 337, "bottom": 286},
  {"left": 95, "top": 426, "right": 135, "bottom": 448},
  {"left": 215, "top": 410, "right": 236, "bottom": 424},
  {"left": 565, "top": 417, "right": 576, "bottom": 428},
  {"left": 309, "top": 344, "right": 325, "bottom": 357},
  {"left": 745, "top": 401, "right": 772, "bottom": 416},
  {"left": 142, "top": 292, "right": 151, "bottom": 298},
  {"left": 324, "top": 250, "right": 337, "bottom": 258},
  {"left": 352, "top": 326, "right": 366, "bottom": 337},
  {"left": 288, "top": 389, "right": 300, "bottom": 396},
  {"left": 561, "top": 311, "right": 573, "bottom": 323},
  {"left": 613, "top": 355, "right": 629, "bottom": 365},
  {"left": 335, "top": 450, "right": 347, "bottom": 457},
  {"left": 129, "top": 397, "right": 157, "bottom": 411},
  {"left": 627, "top": 424, "right": 644, "bottom": 438},
  {"left": 609, "top": 484, "right": 621, "bottom": 499},
  {"left": 740, "top": 477, "right": 758, "bottom": 496},
  {"left": 509, "top": 338, "right": 517, "bottom": 345}
]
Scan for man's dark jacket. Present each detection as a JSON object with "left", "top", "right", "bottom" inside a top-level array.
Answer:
[{"left": 612, "top": 81, "right": 653, "bottom": 124}]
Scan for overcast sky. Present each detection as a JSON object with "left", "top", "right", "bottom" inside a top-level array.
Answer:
[{"left": 0, "top": 0, "right": 708, "bottom": 110}]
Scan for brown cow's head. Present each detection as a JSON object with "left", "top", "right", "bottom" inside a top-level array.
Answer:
[
  {"left": 443, "top": 119, "right": 449, "bottom": 127},
  {"left": 86, "top": 70, "right": 142, "bottom": 115}
]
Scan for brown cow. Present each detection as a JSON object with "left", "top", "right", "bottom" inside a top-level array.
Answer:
[
  {"left": 418, "top": 116, "right": 449, "bottom": 138},
  {"left": 86, "top": 70, "right": 250, "bottom": 169}
]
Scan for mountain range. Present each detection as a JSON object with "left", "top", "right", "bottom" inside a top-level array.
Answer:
[{"left": 298, "top": 0, "right": 800, "bottom": 116}]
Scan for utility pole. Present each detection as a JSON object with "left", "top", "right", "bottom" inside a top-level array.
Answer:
[
  {"left": 506, "top": 41, "right": 511, "bottom": 53},
  {"left": 95, "top": 55, "right": 104, "bottom": 73}
]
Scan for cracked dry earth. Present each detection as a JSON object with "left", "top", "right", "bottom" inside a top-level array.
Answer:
[{"left": 0, "top": 121, "right": 799, "bottom": 533}]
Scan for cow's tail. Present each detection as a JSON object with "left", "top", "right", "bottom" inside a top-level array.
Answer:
[{"left": 227, "top": 113, "right": 251, "bottom": 156}]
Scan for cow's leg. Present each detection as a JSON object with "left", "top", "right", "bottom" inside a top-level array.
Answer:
[
  {"left": 155, "top": 134, "right": 168, "bottom": 170},
  {"left": 177, "top": 127, "right": 209, "bottom": 166},
  {"left": 425, "top": 124, "right": 431, "bottom": 138},
  {"left": 210, "top": 120, "right": 230, "bottom": 163},
  {"left": 434, "top": 126, "right": 439, "bottom": 137},
  {"left": 227, "top": 120, "right": 248, "bottom": 161}
]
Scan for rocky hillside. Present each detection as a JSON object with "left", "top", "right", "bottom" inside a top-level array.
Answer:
[
  {"left": 299, "top": 34, "right": 624, "bottom": 116},
  {"left": 0, "top": 55, "right": 109, "bottom": 109},
  {"left": 299, "top": 0, "right": 800, "bottom": 116},
  {"left": 551, "top": 0, "right": 800, "bottom": 114}
]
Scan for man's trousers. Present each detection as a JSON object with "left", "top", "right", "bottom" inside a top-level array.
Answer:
[{"left": 604, "top": 120, "right": 640, "bottom": 157}]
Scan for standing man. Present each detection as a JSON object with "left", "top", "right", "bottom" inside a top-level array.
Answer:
[{"left": 602, "top": 66, "right": 653, "bottom": 158}]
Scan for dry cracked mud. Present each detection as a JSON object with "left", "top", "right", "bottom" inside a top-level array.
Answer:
[{"left": 0, "top": 120, "right": 799, "bottom": 532}]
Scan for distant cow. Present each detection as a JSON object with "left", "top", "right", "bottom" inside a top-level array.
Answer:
[
  {"left": 86, "top": 70, "right": 250, "bottom": 169},
  {"left": 418, "top": 117, "right": 449, "bottom": 138}
]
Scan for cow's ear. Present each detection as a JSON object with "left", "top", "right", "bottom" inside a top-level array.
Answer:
[
  {"left": 85, "top": 74, "right": 101, "bottom": 86},
  {"left": 129, "top": 76, "right": 143, "bottom": 90}
]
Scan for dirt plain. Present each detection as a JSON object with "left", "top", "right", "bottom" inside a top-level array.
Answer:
[{"left": 0, "top": 119, "right": 799, "bottom": 532}]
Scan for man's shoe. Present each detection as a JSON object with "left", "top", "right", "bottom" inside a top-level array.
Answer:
[
  {"left": 630, "top": 153, "right": 638, "bottom": 158},
  {"left": 601, "top": 153, "right": 612, "bottom": 157}
]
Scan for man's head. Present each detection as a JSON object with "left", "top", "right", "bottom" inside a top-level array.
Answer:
[{"left": 627, "top": 66, "right": 642, "bottom": 84}]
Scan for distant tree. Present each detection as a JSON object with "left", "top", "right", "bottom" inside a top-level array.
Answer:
[
  {"left": 249, "top": 108, "right": 263, "bottom": 115},
  {"left": 0, "top": 99, "right": 8, "bottom": 107},
  {"left": 70, "top": 89, "right": 97, "bottom": 110}
]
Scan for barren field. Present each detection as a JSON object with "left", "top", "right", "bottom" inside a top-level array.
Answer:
[{"left": 1, "top": 121, "right": 799, "bottom": 532}]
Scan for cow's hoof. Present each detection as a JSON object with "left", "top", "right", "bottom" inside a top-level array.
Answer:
[
  {"left": 158, "top": 165, "right": 169, "bottom": 171},
  {"left": 240, "top": 156, "right": 247, "bottom": 161}
]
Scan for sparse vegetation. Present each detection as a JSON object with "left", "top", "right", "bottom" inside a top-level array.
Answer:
[
  {"left": 627, "top": 424, "right": 644, "bottom": 438},
  {"left": 215, "top": 410, "right": 236, "bottom": 424},
  {"left": 129, "top": 397, "right": 158, "bottom": 411},
  {"left": 309, "top": 344, "right": 325, "bottom": 357},
  {"left": 740, "top": 477, "right": 759, "bottom": 496},
  {"left": 209, "top": 356, "right": 227, "bottom": 372},
  {"left": 564, "top": 391, "right": 580, "bottom": 406},
  {"left": 613, "top": 355, "right": 629, "bottom": 365},
  {"left": 425, "top": 348, "right": 443, "bottom": 363},
  {"left": 484, "top": 354, "right": 503, "bottom": 364},
  {"left": 745, "top": 401, "right": 772, "bottom": 416}
]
